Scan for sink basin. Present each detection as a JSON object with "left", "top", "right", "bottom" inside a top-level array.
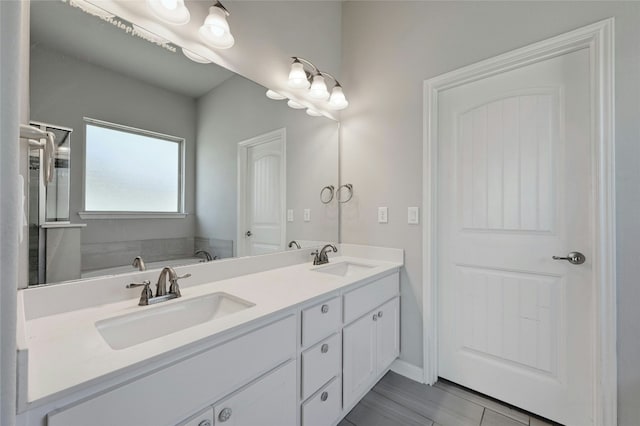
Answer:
[
  {"left": 96, "top": 293, "right": 254, "bottom": 350},
  {"left": 313, "top": 261, "right": 375, "bottom": 277}
]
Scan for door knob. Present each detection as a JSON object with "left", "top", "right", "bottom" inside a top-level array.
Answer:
[
  {"left": 552, "top": 251, "right": 586, "bottom": 265},
  {"left": 245, "top": 230, "right": 252, "bottom": 237}
]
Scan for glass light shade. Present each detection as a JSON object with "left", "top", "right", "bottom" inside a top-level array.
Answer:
[
  {"left": 287, "top": 100, "right": 305, "bottom": 109},
  {"left": 306, "top": 108, "right": 322, "bottom": 117},
  {"left": 146, "top": 0, "right": 190, "bottom": 25},
  {"left": 199, "top": 6, "right": 235, "bottom": 49},
  {"left": 288, "top": 62, "right": 310, "bottom": 89},
  {"left": 328, "top": 86, "right": 349, "bottom": 110},
  {"left": 266, "top": 90, "right": 287, "bottom": 100},
  {"left": 182, "top": 48, "right": 212, "bottom": 64},
  {"left": 309, "top": 75, "right": 330, "bottom": 100}
]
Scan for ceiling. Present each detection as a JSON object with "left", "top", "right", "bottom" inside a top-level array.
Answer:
[{"left": 30, "top": 0, "right": 235, "bottom": 99}]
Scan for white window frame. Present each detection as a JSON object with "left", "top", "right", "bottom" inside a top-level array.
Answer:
[{"left": 78, "top": 117, "right": 187, "bottom": 219}]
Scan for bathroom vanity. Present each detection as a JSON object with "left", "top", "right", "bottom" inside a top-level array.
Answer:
[{"left": 16, "top": 245, "right": 402, "bottom": 426}]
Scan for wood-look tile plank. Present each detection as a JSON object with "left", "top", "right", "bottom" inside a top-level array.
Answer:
[
  {"left": 338, "top": 418, "right": 356, "bottom": 426},
  {"left": 346, "top": 391, "right": 435, "bottom": 426},
  {"left": 434, "top": 380, "right": 529, "bottom": 424},
  {"left": 373, "top": 372, "right": 484, "bottom": 426},
  {"left": 481, "top": 409, "right": 527, "bottom": 426},
  {"left": 529, "top": 417, "right": 555, "bottom": 426}
]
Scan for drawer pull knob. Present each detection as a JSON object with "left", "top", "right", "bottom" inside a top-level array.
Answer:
[
  {"left": 321, "top": 391, "right": 329, "bottom": 402},
  {"left": 378, "top": 310, "right": 383, "bottom": 318},
  {"left": 321, "top": 304, "right": 329, "bottom": 314},
  {"left": 321, "top": 343, "right": 329, "bottom": 353},
  {"left": 219, "top": 408, "right": 232, "bottom": 422},
  {"left": 373, "top": 314, "right": 378, "bottom": 321},
  {"left": 198, "top": 420, "right": 212, "bottom": 426}
]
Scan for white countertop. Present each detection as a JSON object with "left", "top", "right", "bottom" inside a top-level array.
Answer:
[{"left": 20, "top": 253, "right": 402, "bottom": 405}]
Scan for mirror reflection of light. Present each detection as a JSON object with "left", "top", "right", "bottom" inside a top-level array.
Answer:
[
  {"left": 146, "top": 0, "right": 190, "bottom": 25},
  {"left": 182, "top": 48, "right": 212, "bottom": 64}
]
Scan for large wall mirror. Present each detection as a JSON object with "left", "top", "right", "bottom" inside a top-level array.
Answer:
[{"left": 28, "top": 0, "right": 339, "bottom": 285}]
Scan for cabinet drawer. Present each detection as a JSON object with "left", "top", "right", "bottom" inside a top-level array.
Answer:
[
  {"left": 343, "top": 272, "right": 399, "bottom": 324},
  {"left": 301, "top": 377, "right": 342, "bottom": 426},
  {"left": 48, "top": 316, "right": 296, "bottom": 426},
  {"left": 301, "top": 296, "right": 341, "bottom": 347},
  {"left": 301, "top": 333, "right": 341, "bottom": 400},
  {"left": 178, "top": 408, "right": 214, "bottom": 426}
]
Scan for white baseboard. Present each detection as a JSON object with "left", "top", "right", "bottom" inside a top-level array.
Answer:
[{"left": 390, "top": 359, "right": 424, "bottom": 384}]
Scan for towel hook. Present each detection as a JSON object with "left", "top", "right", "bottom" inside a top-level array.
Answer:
[
  {"left": 337, "top": 184, "right": 353, "bottom": 203},
  {"left": 320, "top": 185, "right": 335, "bottom": 204}
]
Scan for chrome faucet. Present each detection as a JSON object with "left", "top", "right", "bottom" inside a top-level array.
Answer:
[
  {"left": 312, "top": 244, "right": 338, "bottom": 265},
  {"left": 127, "top": 266, "right": 191, "bottom": 306},
  {"left": 288, "top": 240, "right": 301, "bottom": 249},
  {"left": 195, "top": 249, "right": 213, "bottom": 262},
  {"left": 132, "top": 256, "right": 146, "bottom": 271}
]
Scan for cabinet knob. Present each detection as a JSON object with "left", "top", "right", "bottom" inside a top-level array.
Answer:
[
  {"left": 198, "top": 420, "right": 212, "bottom": 426},
  {"left": 378, "top": 310, "right": 383, "bottom": 318},
  {"left": 321, "top": 304, "right": 329, "bottom": 314},
  {"left": 321, "top": 391, "right": 329, "bottom": 402},
  {"left": 218, "top": 408, "right": 232, "bottom": 422},
  {"left": 373, "top": 314, "right": 378, "bottom": 321},
  {"left": 321, "top": 343, "right": 329, "bottom": 353}
]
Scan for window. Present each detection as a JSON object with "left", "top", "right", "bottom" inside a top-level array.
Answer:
[{"left": 83, "top": 119, "right": 183, "bottom": 215}]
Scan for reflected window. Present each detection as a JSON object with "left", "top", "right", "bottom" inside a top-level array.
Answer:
[{"left": 84, "top": 119, "right": 183, "bottom": 213}]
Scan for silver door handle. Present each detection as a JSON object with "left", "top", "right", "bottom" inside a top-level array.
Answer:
[
  {"left": 552, "top": 251, "right": 586, "bottom": 265},
  {"left": 245, "top": 230, "right": 252, "bottom": 237}
]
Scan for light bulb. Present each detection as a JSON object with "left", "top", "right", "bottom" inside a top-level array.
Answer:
[
  {"left": 266, "top": 90, "right": 287, "bottom": 100},
  {"left": 288, "top": 61, "right": 310, "bottom": 89},
  {"left": 182, "top": 48, "right": 212, "bottom": 64},
  {"left": 309, "top": 74, "right": 330, "bottom": 100},
  {"left": 328, "top": 85, "right": 349, "bottom": 110},
  {"left": 199, "top": 5, "right": 235, "bottom": 49},
  {"left": 146, "top": 0, "right": 190, "bottom": 25},
  {"left": 287, "top": 100, "right": 305, "bottom": 109},
  {"left": 306, "top": 108, "right": 322, "bottom": 117}
]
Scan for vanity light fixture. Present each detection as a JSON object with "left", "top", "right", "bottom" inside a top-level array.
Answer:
[
  {"left": 266, "top": 89, "right": 287, "bottom": 100},
  {"left": 182, "top": 48, "right": 212, "bottom": 64},
  {"left": 306, "top": 108, "right": 323, "bottom": 117},
  {"left": 287, "top": 57, "right": 348, "bottom": 110},
  {"left": 287, "top": 100, "right": 305, "bottom": 109},
  {"left": 146, "top": 0, "right": 190, "bottom": 25},
  {"left": 199, "top": 1, "right": 235, "bottom": 49}
]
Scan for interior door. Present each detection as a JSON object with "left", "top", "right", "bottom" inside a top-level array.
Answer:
[
  {"left": 240, "top": 133, "right": 285, "bottom": 256},
  {"left": 437, "top": 48, "right": 593, "bottom": 426}
]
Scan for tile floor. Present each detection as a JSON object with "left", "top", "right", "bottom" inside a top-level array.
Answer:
[{"left": 339, "top": 371, "right": 559, "bottom": 426}]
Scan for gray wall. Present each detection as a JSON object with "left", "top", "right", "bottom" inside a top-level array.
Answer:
[
  {"left": 30, "top": 45, "right": 197, "bottom": 247},
  {"left": 195, "top": 74, "right": 339, "bottom": 252},
  {"left": 340, "top": 1, "right": 640, "bottom": 423}
]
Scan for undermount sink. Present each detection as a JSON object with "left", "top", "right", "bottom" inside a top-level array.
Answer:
[
  {"left": 313, "top": 261, "right": 375, "bottom": 277},
  {"left": 96, "top": 293, "right": 254, "bottom": 350}
]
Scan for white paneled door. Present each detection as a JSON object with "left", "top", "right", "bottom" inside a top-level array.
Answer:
[
  {"left": 238, "top": 129, "right": 286, "bottom": 256},
  {"left": 437, "top": 48, "right": 593, "bottom": 425}
]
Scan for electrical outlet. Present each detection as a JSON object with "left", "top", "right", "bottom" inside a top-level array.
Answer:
[
  {"left": 408, "top": 206, "right": 419, "bottom": 224},
  {"left": 304, "top": 209, "right": 311, "bottom": 222},
  {"left": 378, "top": 207, "right": 388, "bottom": 224},
  {"left": 287, "top": 209, "right": 294, "bottom": 222}
]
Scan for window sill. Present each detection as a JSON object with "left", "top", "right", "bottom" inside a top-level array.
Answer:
[{"left": 78, "top": 212, "right": 188, "bottom": 220}]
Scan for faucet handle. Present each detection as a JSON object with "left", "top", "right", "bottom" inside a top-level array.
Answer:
[
  {"left": 169, "top": 273, "right": 191, "bottom": 297},
  {"left": 126, "top": 280, "right": 152, "bottom": 306}
]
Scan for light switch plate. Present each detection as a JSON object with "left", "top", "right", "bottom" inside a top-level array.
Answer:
[
  {"left": 303, "top": 209, "right": 311, "bottom": 222},
  {"left": 378, "top": 207, "right": 388, "bottom": 224},
  {"left": 287, "top": 209, "right": 294, "bottom": 222},
  {"left": 408, "top": 206, "right": 419, "bottom": 224}
]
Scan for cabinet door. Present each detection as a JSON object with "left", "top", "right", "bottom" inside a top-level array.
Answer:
[
  {"left": 376, "top": 297, "right": 400, "bottom": 372},
  {"left": 342, "top": 312, "right": 377, "bottom": 409},
  {"left": 213, "top": 361, "right": 296, "bottom": 426}
]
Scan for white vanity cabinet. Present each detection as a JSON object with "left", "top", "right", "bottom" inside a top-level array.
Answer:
[
  {"left": 47, "top": 315, "right": 296, "bottom": 426},
  {"left": 342, "top": 273, "right": 400, "bottom": 411},
  {"left": 212, "top": 361, "right": 297, "bottom": 426}
]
